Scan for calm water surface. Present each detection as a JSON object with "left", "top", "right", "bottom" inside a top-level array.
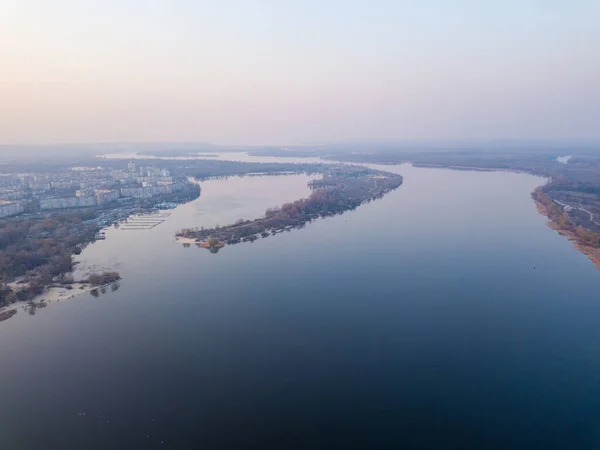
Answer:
[{"left": 1, "top": 162, "right": 600, "bottom": 450}]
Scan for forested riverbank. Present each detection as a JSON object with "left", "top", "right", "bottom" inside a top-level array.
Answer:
[{"left": 532, "top": 187, "right": 600, "bottom": 269}]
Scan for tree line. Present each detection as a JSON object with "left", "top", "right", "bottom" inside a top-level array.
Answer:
[{"left": 532, "top": 187, "right": 600, "bottom": 249}]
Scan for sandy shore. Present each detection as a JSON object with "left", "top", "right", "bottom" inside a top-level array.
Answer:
[
  {"left": 549, "top": 223, "right": 600, "bottom": 269},
  {"left": 0, "top": 282, "right": 96, "bottom": 316},
  {"left": 175, "top": 237, "right": 198, "bottom": 244}
]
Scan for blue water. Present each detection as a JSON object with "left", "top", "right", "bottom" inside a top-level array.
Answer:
[{"left": 1, "top": 164, "right": 600, "bottom": 449}]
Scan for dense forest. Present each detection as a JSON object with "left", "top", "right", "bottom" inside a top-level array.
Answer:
[{"left": 0, "top": 211, "right": 97, "bottom": 279}]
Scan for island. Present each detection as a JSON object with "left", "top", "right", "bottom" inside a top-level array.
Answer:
[{"left": 176, "top": 165, "right": 403, "bottom": 249}]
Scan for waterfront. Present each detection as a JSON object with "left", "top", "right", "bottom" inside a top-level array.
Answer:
[{"left": 2, "top": 163, "right": 600, "bottom": 449}]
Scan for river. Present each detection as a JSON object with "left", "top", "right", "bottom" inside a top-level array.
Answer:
[{"left": 1, "top": 157, "right": 600, "bottom": 449}]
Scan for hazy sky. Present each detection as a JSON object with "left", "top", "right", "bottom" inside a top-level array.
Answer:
[{"left": 1, "top": 1, "right": 599, "bottom": 145}]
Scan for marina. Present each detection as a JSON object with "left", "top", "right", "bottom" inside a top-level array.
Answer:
[{"left": 119, "top": 212, "right": 171, "bottom": 230}]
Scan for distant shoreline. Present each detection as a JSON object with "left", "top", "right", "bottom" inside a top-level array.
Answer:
[{"left": 411, "top": 163, "right": 529, "bottom": 175}]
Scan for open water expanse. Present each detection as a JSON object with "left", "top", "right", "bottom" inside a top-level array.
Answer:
[{"left": 2, "top": 158, "right": 600, "bottom": 449}]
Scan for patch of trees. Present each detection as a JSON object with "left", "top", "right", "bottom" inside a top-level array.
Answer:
[
  {"left": 0, "top": 211, "right": 98, "bottom": 281},
  {"left": 90, "top": 280, "right": 120, "bottom": 298},
  {"left": 0, "top": 211, "right": 100, "bottom": 307},
  {"left": 0, "top": 309, "right": 17, "bottom": 322},
  {"left": 0, "top": 279, "right": 46, "bottom": 308},
  {"left": 87, "top": 271, "right": 121, "bottom": 286},
  {"left": 532, "top": 188, "right": 571, "bottom": 227},
  {"left": 574, "top": 228, "right": 600, "bottom": 248}
]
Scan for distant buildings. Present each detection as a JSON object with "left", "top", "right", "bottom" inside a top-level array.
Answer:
[
  {"left": 40, "top": 197, "right": 95, "bottom": 210},
  {"left": 76, "top": 189, "right": 95, "bottom": 197},
  {"left": 0, "top": 201, "right": 24, "bottom": 218},
  {"left": 121, "top": 181, "right": 185, "bottom": 198},
  {"left": 94, "top": 189, "right": 120, "bottom": 205},
  {"left": 50, "top": 180, "right": 72, "bottom": 190},
  {"left": 120, "top": 185, "right": 167, "bottom": 197},
  {"left": 160, "top": 181, "right": 184, "bottom": 193},
  {"left": 0, "top": 162, "right": 187, "bottom": 215},
  {"left": 0, "top": 189, "right": 24, "bottom": 201}
]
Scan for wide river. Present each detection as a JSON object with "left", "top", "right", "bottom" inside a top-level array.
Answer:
[{"left": 2, "top": 158, "right": 600, "bottom": 449}]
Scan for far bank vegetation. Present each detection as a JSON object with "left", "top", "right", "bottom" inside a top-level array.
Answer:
[{"left": 532, "top": 187, "right": 600, "bottom": 267}]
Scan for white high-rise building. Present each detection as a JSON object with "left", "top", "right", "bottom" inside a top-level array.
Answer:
[{"left": 0, "top": 201, "right": 24, "bottom": 218}]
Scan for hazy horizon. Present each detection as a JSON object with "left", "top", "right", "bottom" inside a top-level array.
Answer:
[
  {"left": 2, "top": 1, "right": 599, "bottom": 145},
  {"left": 2, "top": 138, "right": 600, "bottom": 151}
]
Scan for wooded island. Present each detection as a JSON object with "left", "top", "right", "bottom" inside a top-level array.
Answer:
[{"left": 177, "top": 165, "right": 403, "bottom": 250}]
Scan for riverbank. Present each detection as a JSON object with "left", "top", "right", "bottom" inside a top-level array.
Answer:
[
  {"left": 175, "top": 237, "right": 197, "bottom": 245},
  {"left": 533, "top": 190, "right": 600, "bottom": 269},
  {"left": 418, "top": 163, "right": 600, "bottom": 271},
  {"left": 0, "top": 282, "right": 95, "bottom": 318},
  {"left": 0, "top": 271, "right": 122, "bottom": 322}
]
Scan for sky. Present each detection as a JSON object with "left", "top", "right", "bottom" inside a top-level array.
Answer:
[{"left": 1, "top": 0, "right": 599, "bottom": 145}]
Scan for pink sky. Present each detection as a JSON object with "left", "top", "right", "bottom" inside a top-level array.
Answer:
[{"left": 2, "top": 1, "right": 599, "bottom": 145}]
